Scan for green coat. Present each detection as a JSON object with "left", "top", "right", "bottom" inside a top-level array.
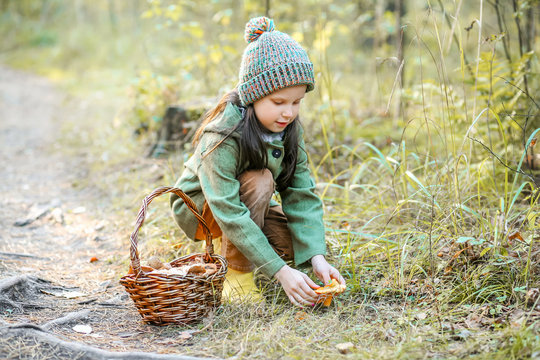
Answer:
[{"left": 170, "top": 102, "right": 327, "bottom": 277}]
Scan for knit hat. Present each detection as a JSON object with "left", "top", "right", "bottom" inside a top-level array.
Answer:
[{"left": 237, "top": 17, "right": 315, "bottom": 106}]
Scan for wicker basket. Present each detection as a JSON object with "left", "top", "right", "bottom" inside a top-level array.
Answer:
[{"left": 119, "top": 186, "right": 227, "bottom": 325}]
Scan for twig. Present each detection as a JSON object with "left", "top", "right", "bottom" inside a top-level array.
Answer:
[
  {"left": 0, "top": 251, "right": 50, "bottom": 260},
  {"left": 95, "top": 303, "right": 126, "bottom": 307},
  {"left": 77, "top": 298, "right": 97, "bottom": 305},
  {"left": 468, "top": 136, "right": 539, "bottom": 187},
  {"left": 496, "top": 76, "right": 540, "bottom": 110},
  {"left": 493, "top": 0, "right": 512, "bottom": 64},
  {"left": 512, "top": 0, "right": 530, "bottom": 97},
  {"left": 385, "top": 59, "right": 405, "bottom": 116}
]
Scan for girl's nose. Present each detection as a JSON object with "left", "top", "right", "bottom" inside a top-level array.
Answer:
[{"left": 282, "top": 108, "right": 293, "bottom": 119}]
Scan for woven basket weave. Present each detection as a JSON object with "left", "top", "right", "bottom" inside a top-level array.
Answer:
[{"left": 119, "top": 186, "right": 227, "bottom": 325}]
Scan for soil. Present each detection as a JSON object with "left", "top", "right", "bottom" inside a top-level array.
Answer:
[{"left": 0, "top": 66, "right": 213, "bottom": 359}]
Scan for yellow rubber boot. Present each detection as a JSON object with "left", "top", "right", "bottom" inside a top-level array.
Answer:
[
  {"left": 208, "top": 238, "right": 262, "bottom": 302},
  {"left": 223, "top": 268, "right": 262, "bottom": 302}
]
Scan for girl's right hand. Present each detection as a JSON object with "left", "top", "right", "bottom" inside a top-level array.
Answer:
[{"left": 274, "top": 265, "right": 320, "bottom": 307}]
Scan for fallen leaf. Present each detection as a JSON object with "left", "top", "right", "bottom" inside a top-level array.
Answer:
[
  {"left": 465, "top": 313, "right": 483, "bottom": 329},
  {"left": 510, "top": 310, "right": 527, "bottom": 329},
  {"left": 526, "top": 288, "right": 539, "bottom": 305},
  {"left": 155, "top": 338, "right": 175, "bottom": 345},
  {"left": 179, "top": 331, "right": 193, "bottom": 340},
  {"left": 89, "top": 256, "right": 98, "bottom": 263},
  {"left": 451, "top": 246, "right": 471, "bottom": 259},
  {"left": 295, "top": 311, "right": 308, "bottom": 321},
  {"left": 416, "top": 312, "right": 427, "bottom": 320},
  {"left": 73, "top": 324, "right": 92, "bottom": 334},
  {"left": 335, "top": 342, "right": 355, "bottom": 354},
  {"left": 508, "top": 231, "right": 524, "bottom": 242}
]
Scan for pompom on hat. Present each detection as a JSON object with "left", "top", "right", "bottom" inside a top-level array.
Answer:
[{"left": 238, "top": 17, "right": 315, "bottom": 106}]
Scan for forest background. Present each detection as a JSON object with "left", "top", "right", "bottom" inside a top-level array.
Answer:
[{"left": 0, "top": 0, "right": 539, "bottom": 359}]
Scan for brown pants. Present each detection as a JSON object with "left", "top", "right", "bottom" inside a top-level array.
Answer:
[{"left": 195, "top": 169, "right": 294, "bottom": 272}]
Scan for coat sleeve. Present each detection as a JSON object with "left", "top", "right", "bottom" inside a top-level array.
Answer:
[
  {"left": 197, "top": 134, "right": 287, "bottom": 277},
  {"left": 279, "top": 133, "right": 327, "bottom": 266}
]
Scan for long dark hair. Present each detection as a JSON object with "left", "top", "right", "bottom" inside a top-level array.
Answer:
[{"left": 193, "top": 89, "right": 299, "bottom": 192}]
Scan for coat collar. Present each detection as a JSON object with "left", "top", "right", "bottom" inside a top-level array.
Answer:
[{"left": 202, "top": 102, "right": 243, "bottom": 138}]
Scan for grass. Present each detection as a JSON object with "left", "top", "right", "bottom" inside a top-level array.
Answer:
[{"left": 1, "top": 1, "right": 539, "bottom": 359}]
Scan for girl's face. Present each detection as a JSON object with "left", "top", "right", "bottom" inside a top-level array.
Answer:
[{"left": 253, "top": 85, "right": 307, "bottom": 133}]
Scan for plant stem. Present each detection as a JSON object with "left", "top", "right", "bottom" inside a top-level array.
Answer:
[{"left": 512, "top": 0, "right": 530, "bottom": 97}]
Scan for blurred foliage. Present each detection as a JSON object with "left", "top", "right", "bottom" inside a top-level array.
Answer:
[{"left": 129, "top": 70, "right": 179, "bottom": 134}]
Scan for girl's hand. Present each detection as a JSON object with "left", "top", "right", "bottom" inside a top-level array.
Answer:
[
  {"left": 311, "top": 255, "right": 346, "bottom": 286},
  {"left": 274, "top": 265, "right": 320, "bottom": 307}
]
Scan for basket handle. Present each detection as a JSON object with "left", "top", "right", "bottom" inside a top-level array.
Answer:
[{"left": 129, "top": 186, "right": 214, "bottom": 276}]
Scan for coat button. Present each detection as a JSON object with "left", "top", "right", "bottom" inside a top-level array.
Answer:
[{"left": 272, "top": 149, "right": 282, "bottom": 158}]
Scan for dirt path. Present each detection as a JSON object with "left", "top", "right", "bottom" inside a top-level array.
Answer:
[
  {"left": 0, "top": 66, "right": 213, "bottom": 359},
  {"left": 0, "top": 65, "right": 99, "bottom": 277}
]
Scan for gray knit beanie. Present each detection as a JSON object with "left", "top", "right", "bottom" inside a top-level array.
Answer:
[{"left": 237, "top": 17, "right": 315, "bottom": 106}]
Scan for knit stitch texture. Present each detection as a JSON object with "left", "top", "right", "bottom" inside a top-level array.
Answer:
[{"left": 238, "top": 17, "right": 315, "bottom": 106}]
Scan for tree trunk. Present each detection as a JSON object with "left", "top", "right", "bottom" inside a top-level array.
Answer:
[
  {"left": 148, "top": 105, "right": 207, "bottom": 158},
  {"left": 394, "top": 0, "right": 405, "bottom": 123},
  {"left": 1, "top": 0, "right": 9, "bottom": 12},
  {"left": 395, "top": 0, "right": 403, "bottom": 67},
  {"left": 265, "top": 0, "right": 270, "bottom": 17},
  {"left": 108, "top": 0, "right": 117, "bottom": 34},
  {"left": 525, "top": 2, "right": 535, "bottom": 54},
  {"left": 132, "top": 0, "right": 140, "bottom": 30},
  {"left": 494, "top": 0, "right": 512, "bottom": 63},
  {"left": 374, "top": 0, "right": 385, "bottom": 54},
  {"left": 74, "top": 0, "right": 85, "bottom": 25},
  {"left": 512, "top": 0, "right": 529, "bottom": 96}
]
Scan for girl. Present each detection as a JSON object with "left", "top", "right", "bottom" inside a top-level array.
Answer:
[{"left": 171, "top": 17, "right": 345, "bottom": 307}]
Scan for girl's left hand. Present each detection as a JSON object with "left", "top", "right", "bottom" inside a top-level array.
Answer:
[{"left": 311, "top": 255, "right": 346, "bottom": 286}]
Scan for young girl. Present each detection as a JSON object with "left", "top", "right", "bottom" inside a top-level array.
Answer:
[{"left": 171, "top": 17, "right": 345, "bottom": 307}]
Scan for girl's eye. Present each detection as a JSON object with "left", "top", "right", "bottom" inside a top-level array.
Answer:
[{"left": 273, "top": 101, "right": 283, "bottom": 105}]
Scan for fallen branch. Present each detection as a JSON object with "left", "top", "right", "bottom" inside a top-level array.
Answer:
[
  {"left": 0, "top": 326, "right": 219, "bottom": 360},
  {"left": 13, "top": 203, "right": 53, "bottom": 227},
  {"left": 0, "top": 275, "right": 29, "bottom": 292},
  {"left": 4, "top": 323, "right": 46, "bottom": 331},
  {"left": 42, "top": 309, "right": 91, "bottom": 330}
]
